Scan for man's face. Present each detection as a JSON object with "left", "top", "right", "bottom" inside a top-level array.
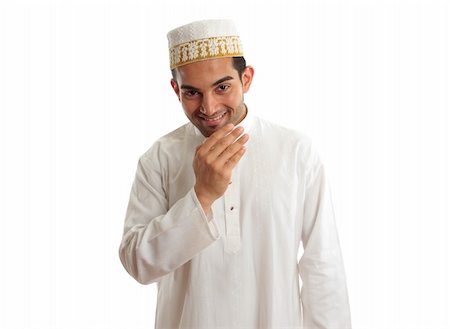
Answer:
[{"left": 171, "top": 57, "right": 254, "bottom": 137}]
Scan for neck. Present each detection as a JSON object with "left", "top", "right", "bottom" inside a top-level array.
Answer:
[{"left": 235, "top": 104, "right": 248, "bottom": 125}]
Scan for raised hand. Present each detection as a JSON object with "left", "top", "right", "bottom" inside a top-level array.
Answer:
[{"left": 193, "top": 124, "right": 249, "bottom": 215}]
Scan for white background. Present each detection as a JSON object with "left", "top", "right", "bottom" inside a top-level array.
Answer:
[{"left": 0, "top": 0, "right": 449, "bottom": 328}]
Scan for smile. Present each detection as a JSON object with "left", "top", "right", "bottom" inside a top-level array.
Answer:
[{"left": 199, "top": 111, "right": 227, "bottom": 122}]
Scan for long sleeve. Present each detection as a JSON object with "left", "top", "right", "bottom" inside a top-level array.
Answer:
[
  {"left": 298, "top": 156, "right": 352, "bottom": 329},
  {"left": 119, "top": 117, "right": 352, "bottom": 328},
  {"left": 119, "top": 154, "right": 221, "bottom": 285}
]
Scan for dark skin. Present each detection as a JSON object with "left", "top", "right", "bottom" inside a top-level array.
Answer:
[
  {"left": 193, "top": 124, "right": 249, "bottom": 216},
  {"left": 170, "top": 58, "right": 255, "bottom": 215}
]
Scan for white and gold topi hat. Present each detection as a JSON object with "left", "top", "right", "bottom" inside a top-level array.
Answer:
[{"left": 167, "top": 19, "right": 244, "bottom": 70}]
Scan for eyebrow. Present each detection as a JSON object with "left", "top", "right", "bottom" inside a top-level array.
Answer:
[{"left": 180, "top": 76, "right": 234, "bottom": 90}]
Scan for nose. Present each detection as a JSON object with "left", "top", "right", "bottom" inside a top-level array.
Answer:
[{"left": 200, "top": 93, "right": 219, "bottom": 116}]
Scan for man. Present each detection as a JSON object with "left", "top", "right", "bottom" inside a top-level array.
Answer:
[{"left": 119, "top": 19, "right": 352, "bottom": 329}]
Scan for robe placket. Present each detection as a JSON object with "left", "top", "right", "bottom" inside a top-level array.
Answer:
[{"left": 223, "top": 165, "right": 241, "bottom": 254}]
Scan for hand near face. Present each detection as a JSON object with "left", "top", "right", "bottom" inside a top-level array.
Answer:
[{"left": 193, "top": 124, "right": 249, "bottom": 216}]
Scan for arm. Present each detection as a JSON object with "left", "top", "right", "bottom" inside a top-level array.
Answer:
[
  {"left": 298, "top": 153, "right": 352, "bottom": 329},
  {"left": 118, "top": 155, "right": 220, "bottom": 285},
  {"left": 119, "top": 124, "right": 249, "bottom": 284}
]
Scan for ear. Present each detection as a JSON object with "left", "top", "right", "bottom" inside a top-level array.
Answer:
[
  {"left": 241, "top": 66, "right": 255, "bottom": 93},
  {"left": 170, "top": 79, "right": 181, "bottom": 101}
]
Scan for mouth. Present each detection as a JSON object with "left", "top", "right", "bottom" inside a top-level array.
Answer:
[{"left": 198, "top": 111, "right": 228, "bottom": 126}]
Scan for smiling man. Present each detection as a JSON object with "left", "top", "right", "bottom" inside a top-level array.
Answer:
[
  {"left": 171, "top": 57, "right": 252, "bottom": 137},
  {"left": 119, "top": 19, "right": 352, "bottom": 329}
]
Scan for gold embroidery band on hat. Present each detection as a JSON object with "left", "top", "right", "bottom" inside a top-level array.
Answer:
[{"left": 169, "top": 35, "right": 244, "bottom": 69}]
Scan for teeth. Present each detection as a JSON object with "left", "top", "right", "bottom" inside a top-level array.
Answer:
[{"left": 202, "top": 113, "right": 226, "bottom": 121}]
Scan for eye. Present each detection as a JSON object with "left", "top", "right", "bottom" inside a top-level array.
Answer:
[
  {"left": 216, "top": 84, "right": 230, "bottom": 93},
  {"left": 183, "top": 90, "right": 199, "bottom": 98}
]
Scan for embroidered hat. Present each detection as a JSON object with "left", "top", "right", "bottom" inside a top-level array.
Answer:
[{"left": 167, "top": 19, "right": 244, "bottom": 70}]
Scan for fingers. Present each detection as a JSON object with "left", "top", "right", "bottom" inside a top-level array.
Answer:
[
  {"left": 224, "top": 145, "right": 247, "bottom": 169},
  {"left": 216, "top": 132, "right": 249, "bottom": 165},
  {"left": 192, "top": 125, "right": 249, "bottom": 205},
  {"left": 206, "top": 126, "right": 246, "bottom": 159},
  {"left": 200, "top": 124, "right": 235, "bottom": 150}
]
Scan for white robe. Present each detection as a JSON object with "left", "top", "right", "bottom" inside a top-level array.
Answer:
[{"left": 119, "top": 113, "right": 352, "bottom": 329}]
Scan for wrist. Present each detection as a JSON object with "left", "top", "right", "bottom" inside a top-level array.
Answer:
[{"left": 194, "top": 186, "right": 214, "bottom": 214}]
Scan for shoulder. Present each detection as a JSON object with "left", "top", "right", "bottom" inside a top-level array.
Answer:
[
  {"left": 253, "top": 117, "right": 317, "bottom": 157},
  {"left": 138, "top": 123, "right": 195, "bottom": 166},
  {"left": 252, "top": 116, "right": 324, "bottom": 175}
]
